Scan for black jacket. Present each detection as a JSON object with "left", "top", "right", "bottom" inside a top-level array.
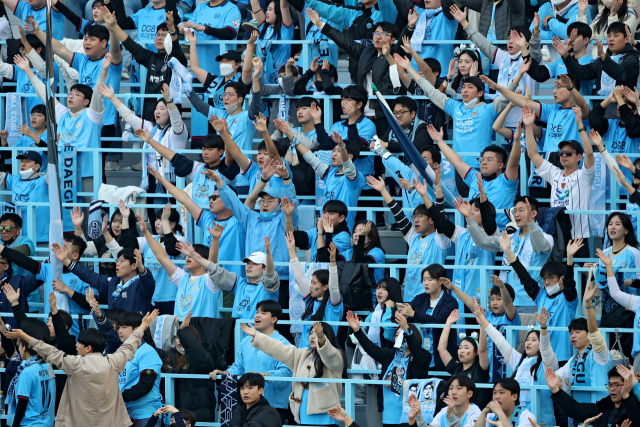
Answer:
[
  {"left": 589, "top": 101, "right": 640, "bottom": 139},
  {"left": 230, "top": 397, "right": 283, "bottom": 427},
  {"left": 512, "top": 258, "right": 578, "bottom": 304},
  {"left": 562, "top": 43, "right": 639, "bottom": 93},
  {"left": 121, "top": 36, "right": 188, "bottom": 123},
  {"left": 551, "top": 388, "right": 640, "bottom": 427},
  {"left": 320, "top": 23, "right": 406, "bottom": 119},
  {"left": 407, "top": 290, "right": 458, "bottom": 371},
  {"left": 152, "top": 327, "right": 223, "bottom": 422},
  {"left": 381, "top": 122, "right": 431, "bottom": 153}
]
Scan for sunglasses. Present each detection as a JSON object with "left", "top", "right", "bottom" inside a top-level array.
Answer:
[
  {"left": 0, "top": 226, "right": 17, "bottom": 232},
  {"left": 209, "top": 195, "right": 220, "bottom": 201},
  {"left": 558, "top": 150, "right": 577, "bottom": 157}
]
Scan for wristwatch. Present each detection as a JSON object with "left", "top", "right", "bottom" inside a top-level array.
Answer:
[{"left": 578, "top": 126, "right": 586, "bottom": 132}]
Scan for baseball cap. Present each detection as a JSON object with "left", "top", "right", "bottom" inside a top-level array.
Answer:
[
  {"left": 557, "top": 140, "right": 584, "bottom": 155},
  {"left": 258, "top": 186, "right": 282, "bottom": 200},
  {"left": 461, "top": 76, "right": 485, "bottom": 93},
  {"left": 16, "top": 151, "right": 42, "bottom": 165},
  {"left": 243, "top": 251, "right": 266, "bottom": 265},
  {"left": 216, "top": 50, "right": 242, "bottom": 63}
]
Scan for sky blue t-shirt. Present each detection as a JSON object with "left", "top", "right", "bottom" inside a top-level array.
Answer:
[
  {"left": 9, "top": 65, "right": 59, "bottom": 123},
  {"left": 486, "top": 310, "right": 521, "bottom": 381},
  {"left": 381, "top": 356, "right": 409, "bottom": 423},
  {"left": 596, "top": 246, "right": 640, "bottom": 314},
  {"left": 450, "top": 228, "right": 497, "bottom": 308},
  {"left": 547, "top": 55, "right": 595, "bottom": 96},
  {"left": 231, "top": 277, "right": 279, "bottom": 320},
  {"left": 464, "top": 171, "right": 518, "bottom": 230},
  {"left": 71, "top": 53, "right": 123, "bottom": 127},
  {"left": 257, "top": 21, "right": 294, "bottom": 84},
  {"left": 410, "top": 9, "right": 457, "bottom": 77},
  {"left": 445, "top": 100, "right": 500, "bottom": 168},
  {"left": 5, "top": 174, "right": 49, "bottom": 243},
  {"left": 321, "top": 168, "right": 366, "bottom": 232},
  {"left": 192, "top": 73, "right": 241, "bottom": 138},
  {"left": 298, "top": 294, "right": 343, "bottom": 349},
  {"left": 57, "top": 106, "right": 102, "bottom": 178},
  {"left": 601, "top": 120, "right": 640, "bottom": 196},
  {"left": 303, "top": 228, "right": 351, "bottom": 263},
  {"left": 534, "top": 290, "right": 579, "bottom": 362},
  {"left": 14, "top": 1, "right": 64, "bottom": 40},
  {"left": 330, "top": 116, "right": 377, "bottom": 179},
  {"left": 171, "top": 268, "right": 221, "bottom": 318},
  {"left": 131, "top": 5, "right": 184, "bottom": 41},
  {"left": 8, "top": 360, "right": 54, "bottom": 427},
  {"left": 538, "top": 102, "right": 590, "bottom": 153},
  {"left": 341, "top": 246, "right": 385, "bottom": 284},
  {"left": 405, "top": 231, "right": 450, "bottom": 302},
  {"left": 142, "top": 234, "right": 185, "bottom": 303},
  {"left": 197, "top": 211, "right": 245, "bottom": 278},
  {"left": 119, "top": 342, "right": 163, "bottom": 419},
  {"left": 7, "top": 235, "right": 34, "bottom": 278},
  {"left": 206, "top": 106, "right": 254, "bottom": 152},
  {"left": 189, "top": 0, "right": 241, "bottom": 76}
]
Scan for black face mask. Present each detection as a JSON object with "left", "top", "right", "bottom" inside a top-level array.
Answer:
[{"left": 314, "top": 81, "right": 323, "bottom": 92}]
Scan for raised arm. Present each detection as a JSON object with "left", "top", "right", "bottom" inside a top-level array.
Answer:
[
  {"left": 280, "top": 0, "right": 293, "bottom": 27},
  {"left": 210, "top": 116, "right": 250, "bottom": 172},
  {"left": 134, "top": 129, "right": 177, "bottom": 162},
  {"left": 185, "top": 30, "right": 207, "bottom": 84},
  {"left": 136, "top": 214, "right": 178, "bottom": 277},
  {"left": 495, "top": 275, "right": 517, "bottom": 321},
  {"left": 30, "top": 21, "right": 74, "bottom": 65},
  {"left": 427, "top": 124, "right": 471, "bottom": 178},
  {"left": 480, "top": 75, "right": 539, "bottom": 111},
  {"left": 438, "top": 310, "right": 459, "bottom": 368},
  {"left": 522, "top": 105, "right": 544, "bottom": 168}
]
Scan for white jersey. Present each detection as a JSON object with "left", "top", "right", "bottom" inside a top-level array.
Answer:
[
  {"left": 431, "top": 403, "right": 481, "bottom": 427},
  {"left": 536, "top": 159, "right": 596, "bottom": 238}
]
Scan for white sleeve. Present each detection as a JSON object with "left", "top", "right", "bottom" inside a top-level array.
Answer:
[
  {"left": 116, "top": 104, "right": 144, "bottom": 129},
  {"left": 0, "top": 58, "right": 13, "bottom": 79},
  {"left": 86, "top": 107, "right": 104, "bottom": 126},
  {"left": 25, "top": 49, "right": 45, "bottom": 79},
  {"left": 168, "top": 106, "right": 184, "bottom": 134},
  {"left": 535, "top": 159, "right": 559, "bottom": 183},
  {"left": 137, "top": 237, "right": 147, "bottom": 254},
  {"left": 187, "top": 162, "right": 204, "bottom": 182},
  {"left": 405, "top": 228, "right": 418, "bottom": 245},
  {"left": 169, "top": 267, "right": 188, "bottom": 286},
  {"left": 540, "top": 331, "right": 558, "bottom": 367},
  {"left": 485, "top": 324, "right": 521, "bottom": 366},
  {"left": 555, "top": 359, "right": 571, "bottom": 383},
  {"left": 435, "top": 233, "right": 452, "bottom": 250},
  {"left": 55, "top": 104, "right": 68, "bottom": 122},
  {"left": 203, "top": 275, "right": 222, "bottom": 294},
  {"left": 607, "top": 276, "right": 640, "bottom": 312},
  {"left": 449, "top": 226, "right": 466, "bottom": 246},
  {"left": 84, "top": 241, "right": 98, "bottom": 256},
  {"left": 518, "top": 410, "right": 535, "bottom": 427},
  {"left": 328, "top": 265, "right": 340, "bottom": 305}
]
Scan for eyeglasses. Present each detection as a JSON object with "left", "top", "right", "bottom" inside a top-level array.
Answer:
[
  {"left": 115, "top": 258, "right": 127, "bottom": 264},
  {"left": 373, "top": 32, "right": 390, "bottom": 38},
  {"left": 559, "top": 150, "right": 576, "bottom": 157},
  {"left": 0, "top": 226, "right": 16, "bottom": 232},
  {"left": 542, "top": 276, "right": 558, "bottom": 284},
  {"left": 393, "top": 109, "right": 410, "bottom": 117},
  {"left": 155, "top": 32, "right": 169, "bottom": 39},
  {"left": 0, "top": 261, "right": 8, "bottom": 266},
  {"left": 209, "top": 195, "right": 220, "bottom": 201},
  {"left": 605, "top": 382, "right": 624, "bottom": 390},
  {"left": 259, "top": 199, "right": 277, "bottom": 206},
  {"left": 222, "top": 92, "right": 236, "bottom": 99},
  {"left": 476, "top": 157, "right": 496, "bottom": 165},
  {"left": 411, "top": 214, "right": 424, "bottom": 221}
]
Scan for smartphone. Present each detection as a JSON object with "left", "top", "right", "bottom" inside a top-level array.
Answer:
[
  {"left": 25, "top": 15, "right": 35, "bottom": 33},
  {"left": 396, "top": 170, "right": 404, "bottom": 180}
]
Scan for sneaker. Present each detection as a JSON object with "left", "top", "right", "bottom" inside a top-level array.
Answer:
[
  {"left": 242, "top": 20, "right": 259, "bottom": 33},
  {"left": 121, "top": 70, "right": 130, "bottom": 80},
  {"left": 391, "top": 223, "right": 402, "bottom": 232},
  {"left": 355, "top": 398, "right": 366, "bottom": 405},
  {"left": 130, "top": 161, "right": 143, "bottom": 171},
  {"left": 105, "top": 161, "right": 121, "bottom": 171}
]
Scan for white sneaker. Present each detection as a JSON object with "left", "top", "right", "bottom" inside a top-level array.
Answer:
[
  {"left": 105, "top": 161, "right": 121, "bottom": 171},
  {"left": 130, "top": 161, "right": 142, "bottom": 171},
  {"left": 355, "top": 398, "right": 366, "bottom": 405}
]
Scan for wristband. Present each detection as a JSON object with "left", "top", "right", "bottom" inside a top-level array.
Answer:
[
  {"left": 261, "top": 177, "right": 269, "bottom": 183},
  {"left": 578, "top": 126, "right": 586, "bottom": 132},
  {"left": 540, "top": 325, "right": 548, "bottom": 329}
]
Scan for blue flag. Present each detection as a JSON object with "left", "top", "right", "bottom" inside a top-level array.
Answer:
[{"left": 374, "top": 88, "right": 456, "bottom": 208}]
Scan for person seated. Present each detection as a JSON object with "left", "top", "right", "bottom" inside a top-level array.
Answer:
[
  {"left": 229, "top": 373, "right": 284, "bottom": 427},
  {"left": 474, "top": 379, "right": 536, "bottom": 427}
]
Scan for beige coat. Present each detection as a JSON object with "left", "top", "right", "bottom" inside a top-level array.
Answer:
[
  {"left": 251, "top": 331, "right": 344, "bottom": 423},
  {"left": 30, "top": 328, "right": 145, "bottom": 427}
]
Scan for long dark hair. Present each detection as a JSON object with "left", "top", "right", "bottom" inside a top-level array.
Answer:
[
  {"left": 259, "top": 0, "right": 283, "bottom": 40},
  {"left": 452, "top": 50, "right": 483, "bottom": 93},
  {"left": 606, "top": 212, "right": 639, "bottom": 248},
  {"left": 511, "top": 330, "right": 543, "bottom": 381},
  {"left": 376, "top": 277, "right": 403, "bottom": 312},
  {"left": 155, "top": 207, "right": 184, "bottom": 235},
  {"left": 162, "top": 326, "right": 202, "bottom": 372},
  {"left": 350, "top": 220, "right": 385, "bottom": 262},
  {"left": 634, "top": 159, "right": 640, "bottom": 190},
  {"left": 302, "top": 269, "right": 330, "bottom": 320},
  {"left": 310, "top": 322, "right": 347, "bottom": 378},
  {"left": 594, "top": 0, "right": 631, "bottom": 34},
  {"left": 109, "top": 208, "right": 136, "bottom": 239}
]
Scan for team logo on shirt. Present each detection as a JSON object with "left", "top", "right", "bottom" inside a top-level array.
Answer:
[
  {"left": 555, "top": 183, "right": 569, "bottom": 201},
  {"left": 80, "top": 76, "right": 94, "bottom": 86},
  {"left": 158, "top": 15, "right": 165, "bottom": 21},
  {"left": 70, "top": 279, "right": 77, "bottom": 286},
  {"left": 21, "top": 83, "right": 31, "bottom": 92},
  {"left": 76, "top": 122, "right": 82, "bottom": 129},
  {"left": 472, "top": 111, "right": 478, "bottom": 116},
  {"left": 161, "top": 64, "right": 167, "bottom": 72},
  {"left": 236, "top": 297, "right": 251, "bottom": 313},
  {"left": 192, "top": 284, "right": 199, "bottom": 292},
  {"left": 214, "top": 13, "right": 221, "bottom": 19}
]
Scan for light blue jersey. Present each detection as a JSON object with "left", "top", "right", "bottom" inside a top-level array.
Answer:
[
  {"left": 596, "top": 246, "right": 640, "bottom": 314},
  {"left": 330, "top": 116, "right": 377, "bottom": 179},
  {"left": 142, "top": 234, "right": 186, "bottom": 303},
  {"left": 5, "top": 174, "right": 49, "bottom": 243},
  {"left": 450, "top": 227, "right": 497, "bottom": 306},
  {"left": 170, "top": 268, "right": 221, "bottom": 318},
  {"left": 192, "top": 73, "right": 241, "bottom": 138},
  {"left": 55, "top": 104, "right": 102, "bottom": 178},
  {"left": 257, "top": 22, "right": 294, "bottom": 84},
  {"left": 197, "top": 211, "right": 244, "bottom": 278},
  {"left": 382, "top": 357, "right": 410, "bottom": 424},
  {"left": 189, "top": 0, "right": 241, "bottom": 76},
  {"left": 231, "top": 277, "right": 279, "bottom": 320},
  {"left": 228, "top": 331, "right": 292, "bottom": 409},
  {"left": 410, "top": 9, "right": 457, "bottom": 77},
  {"left": 10, "top": 65, "right": 59, "bottom": 122},
  {"left": 298, "top": 294, "right": 343, "bottom": 349},
  {"left": 8, "top": 359, "right": 54, "bottom": 427},
  {"left": 535, "top": 290, "right": 579, "bottom": 361},
  {"left": 381, "top": 155, "right": 425, "bottom": 208},
  {"left": 303, "top": 228, "right": 351, "bottom": 263},
  {"left": 487, "top": 405, "right": 535, "bottom": 427},
  {"left": 601, "top": 120, "right": 640, "bottom": 196},
  {"left": 300, "top": 9, "right": 340, "bottom": 67},
  {"left": 534, "top": 2, "right": 590, "bottom": 40},
  {"left": 464, "top": 171, "right": 518, "bottom": 230},
  {"left": 560, "top": 344, "right": 611, "bottom": 408},
  {"left": 244, "top": 160, "right": 293, "bottom": 195},
  {"left": 14, "top": 1, "right": 64, "bottom": 40},
  {"left": 205, "top": 106, "right": 254, "bottom": 152},
  {"left": 445, "top": 100, "right": 500, "bottom": 168},
  {"left": 405, "top": 230, "right": 451, "bottom": 302},
  {"left": 486, "top": 310, "right": 521, "bottom": 381},
  {"left": 538, "top": 103, "right": 590, "bottom": 153},
  {"left": 546, "top": 54, "right": 595, "bottom": 95},
  {"left": 131, "top": 5, "right": 184, "bottom": 41},
  {"left": 119, "top": 342, "right": 163, "bottom": 419},
  {"left": 7, "top": 235, "right": 34, "bottom": 278},
  {"left": 71, "top": 53, "right": 123, "bottom": 127},
  {"left": 321, "top": 168, "right": 366, "bottom": 231}
]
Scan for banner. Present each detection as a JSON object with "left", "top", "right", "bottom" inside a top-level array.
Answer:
[
  {"left": 288, "top": 262, "right": 306, "bottom": 340},
  {"left": 589, "top": 153, "right": 606, "bottom": 237},
  {"left": 5, "top": 93, "right": 24, "bottom": 148},
  {"left": 60, "top": 145, "right": 78, "bottom": 234},
  {"left": 0, "top": 202, "right": 18, "bottom": 217},
  {"left": 219, "top": 374, "right": 239, "bottom": 427},
  {"left": 87, "top": 199, "right": 105, "bottom": 241},
  {"left": 400, "top": 378, "right": 443, "bottom": 424},
  {"left": 315, "top": 150, "right": 332, "bottom": 207}
]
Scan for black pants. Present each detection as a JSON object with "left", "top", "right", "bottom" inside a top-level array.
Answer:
[{"left": 152, "top": 301, "right": 175, "bottom": 315}]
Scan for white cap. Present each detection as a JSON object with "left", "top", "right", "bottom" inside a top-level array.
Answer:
[{"left": 243, "top": 252, "right": 266, "bottom": 265}]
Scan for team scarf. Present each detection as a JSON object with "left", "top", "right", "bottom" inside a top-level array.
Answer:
[
  {"left": 385, "top": 340, "right": 409, "bottom": 395},
  {"left": 7, "top": 355, "right": 44, "bottom": 403},
  {"left": 111, "top": 274, "right": 140, "bottom": 298}
]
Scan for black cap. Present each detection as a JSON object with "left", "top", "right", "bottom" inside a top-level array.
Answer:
[
  {"left": 16, "top": 151, "right": 42, "bottom": 165},
  {"left": 557, "top": 139, "right": 584, "bottom": 155},
  {"left": 215, "top": 50, "right": 242, "bottom": 63},
  {"left": 461, "top": 76, "right": 484, "bottom": 93}
]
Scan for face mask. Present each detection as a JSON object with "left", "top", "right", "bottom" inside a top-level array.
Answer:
[
  {"left": 551, "top": 0, "right": 565, "bottom": 5},
  {"left": 20, "top": 168, "right": 34, "bottom": 180},
  {"left": 278, "top": 77, "right": 283, "bottom": 88},
  {"left": 603, "top": 0, "right": 616, "bottom": 7},
  {"left": 175, "top": 346, "right": 185, "bottom": 355},
  {"left": 463, "top": 97, "right": 479, "bottom": 108},
  {"left": 225, "top": 101, "right": 240, "bottom": 114},
  {"left": 220, "top": 63, "right": 235, "bottom": 77},
  {"left": 509, "top": 52, "right": 522, "bottom": 60},
  {"left": 164, "top": 33, "right": 173, "bottom": 55},
  {"left": 314, "top": 81, "right": 323, "bottom": 91},
  {"left": 260, "top": 209, "right": 279, "bottom": 221},
  {"left": 545, "top": 283, "right": 561, "bottom": 296}
]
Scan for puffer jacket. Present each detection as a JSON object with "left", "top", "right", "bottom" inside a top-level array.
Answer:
[
  {"left": 230, "top": 397, "right": 283, "bottom": 427},
  {"left": 458, "top": 0, "right": 525, "bottom": 40}
]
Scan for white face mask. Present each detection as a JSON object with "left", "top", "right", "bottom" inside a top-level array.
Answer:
[
  {"left": 219, "top": 63, "right": 235, "bottom": 77},
  {"left": 603, "top": 0, "right": 616, "bottom": 8},
  {"left": 545, "top": 283, "right": 561, "bottom": 296},
  {"left": 225, "top": 100, "right": 240, "bottom": 114},
  {"left": 278, "top": 77, "right": 283, "bottom": 88},
  {"left": 551, "top": 0, "right": 565, "bottom": 5},
  {"left": 463, "top": 97, "right": 479, "bottom": 108},
  {"left": 164, "top": 33, "right": 173, "bottom": 55},
  {"left": 19, "top": 167, "right": 34, "bottom": 180},
  {"left": 509, "top": 52, "right": 522, "bottom": 60}
]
